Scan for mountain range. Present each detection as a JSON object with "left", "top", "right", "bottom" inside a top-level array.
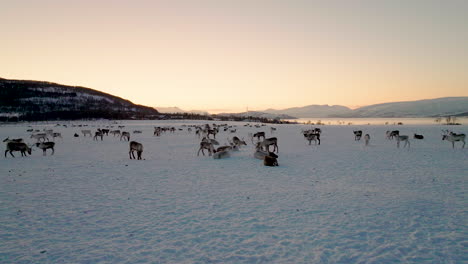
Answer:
[{"left": 259, "top": 97, "right": 468, "bottom": 118}]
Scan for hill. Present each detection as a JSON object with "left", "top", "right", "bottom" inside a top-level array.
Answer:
[
  {"left": 347, "top": 97, "right": 468, "bottom": 117},
  {"left": 0, "top": 78, "right": 159, "bottom": 121},
  {"left": 261, "top": 98, "right": 468, "bottom": 118}
]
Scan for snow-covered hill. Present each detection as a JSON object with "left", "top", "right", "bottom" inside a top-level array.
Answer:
[
  {"left": 0, "top": 78, "right": 159, "bottom": 121},
  {"left": 262, "top": 97, "right": 468, "bottom": 118},
  {"left": 349, "top": 97, "right": 468, "bottom": 117}
]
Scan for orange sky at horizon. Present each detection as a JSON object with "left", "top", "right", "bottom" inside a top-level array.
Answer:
[{"left": 2, "top": 0, "right": 467, "bottom": 113}]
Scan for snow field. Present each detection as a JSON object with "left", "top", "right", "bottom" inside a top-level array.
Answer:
[{"left": 0, "top": 121, "right": 466, "bottom": 263}]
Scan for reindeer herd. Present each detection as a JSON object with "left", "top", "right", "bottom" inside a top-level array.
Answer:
[{"left": 2, "top": 122, "right": 466, "bottom": 167}]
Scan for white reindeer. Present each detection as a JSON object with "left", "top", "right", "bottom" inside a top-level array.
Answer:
[
  {"left": 256, "top": 137, "right": 278, "bottom": 153},
  {"left": 81, "top": 130, "right": 92, "bottom": 137},
  {"left": 396, "top": 135, "right": 410, "bottom": 148},
  {"left": 30, "top": 133, "right": 48, "bottom": 142},
  {"left": 442, "top": 131, "right": 465, "bottom": 148}
]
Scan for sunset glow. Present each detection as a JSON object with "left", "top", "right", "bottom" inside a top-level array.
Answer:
[{"left": 2, "top": 0, "right": 467, "bottom": 113}]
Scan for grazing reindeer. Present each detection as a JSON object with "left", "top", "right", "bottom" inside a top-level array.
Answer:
[
  {"left": 129, "top": 141, "right": 143, "bottom": 160},
  {"left": 213, "top": 149, "right": 231, "bottom": 159},
  {"left": 81, "top": 130, "right": 92, "bottom": 137},
  {"left": 353, "top": 130, "right": 363, "bottom": 141},
  {"left": 197, "top": 141, "right": 215, "bottom": 156},
  {"left": 396, "top": 135, "right": 410, "bottom": 148},
  {"left": 364, "top": 134, "right": 370, "bottom": 146},
  {"left": 52, "top": 132, "right": 62, "bottom": 139},
  {"left": 35, "top": 142, "right": 55, "bottom": 156},
  {"left": 442, "top": 132, "right": 465, "bottom": 148},
  {"left": 120, "top": 132, "right": 130, "bottom": 141},
  {"left": 414, "top": 134, "right": 424, "bottom": 140},
  {"left": 93, "top": 131, "right": 103, "bottom": 141},
  {"left": 231, "top": 136, "right": 247, "bottom": 147},
  {"left": 256, "top": 137, "right": 278, "bottom": 153},
  {"left": 110, "top": 130, "right": 121, "bottom": 137},
  {"left": 3, "top": 137, "right": 24, "bottom": 143},
  {"left": 5, "top": 142, "right": 32, "bottom": 158},
  {"left": 386, "top": 130, "right": 399, "bottom": 140},
  {"left": 270, "top": 127, "right": 277, "bottom": 134}
]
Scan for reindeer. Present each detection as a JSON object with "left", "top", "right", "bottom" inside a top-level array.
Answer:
[
  {"left": 353, "top": 130, "right": 363, "bottom": 141},
  {"left": 202, "top": 137, "right": 219, "bottom": 145},
  {"left": 364, "top": 134, "right": 370, "bottom": 146},
  {"left": 81, "top": 130, "right": 92, "bottom": 137},
  {"left": 302, "top": 130, "right": 321, "bottom": 145},
  {"left": 231, "top": 136, "right": 247, "bottom": 147},
  {"left": 396, "top": 135, "right": 410, "bottom": 148},
  {"left": 253, "top": 132, "right": 266, "bottom": 141},
  {"left": 264, "top": 153, "right": 279, "bottom": 167},
  {"left": 442, "top": 131, "right": 465, "bottom": 148},
  {"left": 386, "top": 130, "right": 399, "bottom": 140},
  {"left": 52, "top": 132, "right": 62, "bottom": 139},
  {"left": 414, "top": 134, "right": 424, "bottom": 140},
  {"left": 206, "top": 128, "right": 218, "bottom": 139},
  {"left": 3, "top": 137, "right": 24, "bottom": 143},
  {"left": 93, "top": 130, "right": 103, "bottom": 141},
  {"left": 30, "top": 133, "right": 48, "bottom": 142},
  {"left": 270, "top": 127, "right": 277, "bottom": 134},
  {"left": 110, "top": 130, "right": 121, "bottom": 137},
  {"left": 35, "top": 142, "right": 55, "bottom": 156},
  {"left": 213, "top": 149, "right": 231, "bottom": 159},
  {"left": 256, "top": 137, "right": 278, "bottom": 153},
  {"left": 197, "top": 141, "right": 215, "bottom": 156},
  {"left": 5, "top": 142, "right": 32, "bottom": 157},
  {"left": 120, "top": 132, "right": 130, "bottom": 141},
  {"left": 129, "top": 141, "right": 143, "bottom": 160},
  {"left": 101, "top": 129, "right": 110, "bottom": 136}
]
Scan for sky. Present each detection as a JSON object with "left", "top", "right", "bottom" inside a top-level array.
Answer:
[{"left": 1, "top": 0, "right": 468, "bottom": 113}]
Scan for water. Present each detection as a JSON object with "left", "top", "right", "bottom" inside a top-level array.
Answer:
[{"left": 285, "top": 117, "right": 468, "bottom": 126}]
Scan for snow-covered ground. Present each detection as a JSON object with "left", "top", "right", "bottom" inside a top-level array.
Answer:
[{"left": 1, "top": 120, "right": 466, "bottom": 263}]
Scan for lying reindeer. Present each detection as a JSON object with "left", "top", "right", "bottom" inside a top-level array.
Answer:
[
  {"left": 264, "top": 153, "right": 279, "bottom": 167},
  {"left": 35, "top": 142, "right": 55, "bottom": 156},
  {"left": 5, "top": 142, "right": 32, "bottom": 158},
  {"left": 129, "top": 141, "right": 143, "bottom": 160}
]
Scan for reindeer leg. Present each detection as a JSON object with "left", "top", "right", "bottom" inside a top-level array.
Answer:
[
  {"left": 51, "top": 148, "right": 54, "bottom": 155},
  {"left": 10, "top": 151, "right": 15, "bottom": 158}
]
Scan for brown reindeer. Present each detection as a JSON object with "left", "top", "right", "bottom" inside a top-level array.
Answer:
[{"left": 129, "top": 141, "right": 143, "bottom": 160}]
